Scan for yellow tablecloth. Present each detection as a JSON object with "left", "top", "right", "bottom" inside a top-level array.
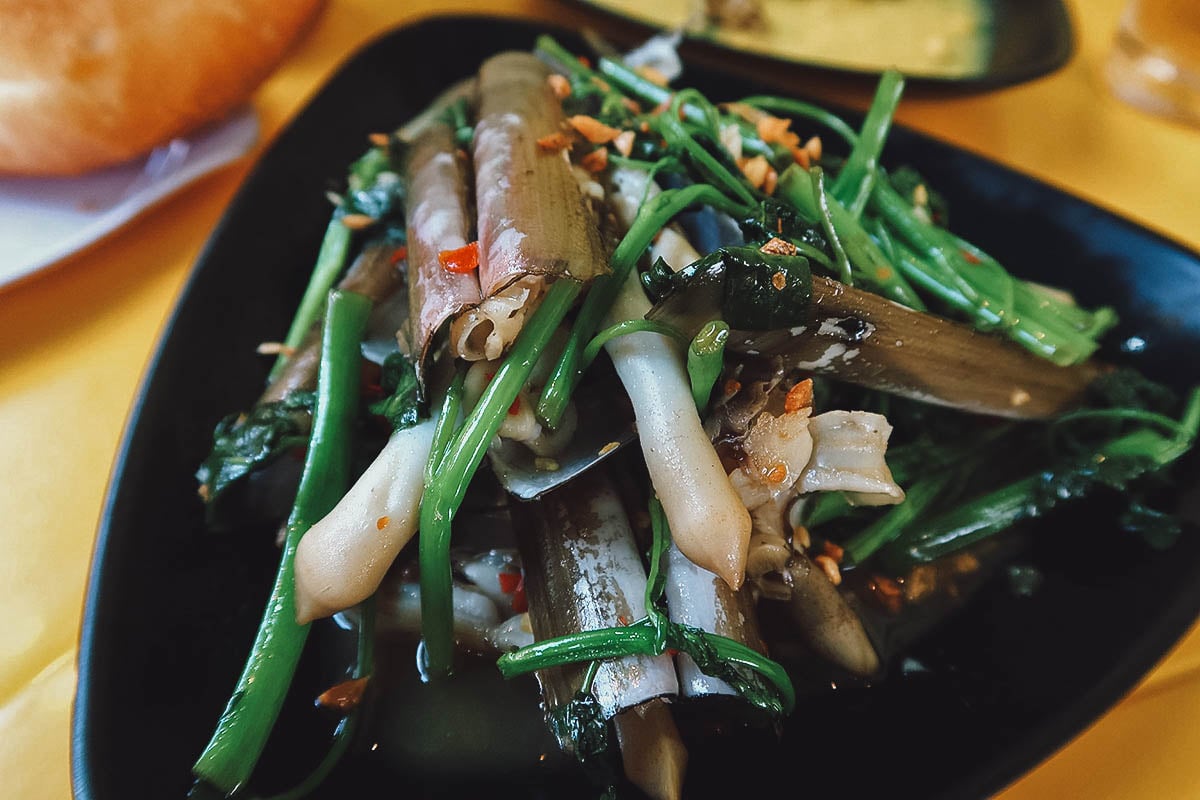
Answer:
[{"left": 2, "top": 1, "right": 1197, "bottom": 797}]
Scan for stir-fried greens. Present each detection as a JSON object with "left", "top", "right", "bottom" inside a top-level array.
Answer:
[{"left": 188, "top": 35, "right": 1199, "bottom": 800}]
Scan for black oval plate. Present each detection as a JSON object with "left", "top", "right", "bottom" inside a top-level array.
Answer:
[{"left": 73, "top": 15, "right": 1200, "bottom": 800}]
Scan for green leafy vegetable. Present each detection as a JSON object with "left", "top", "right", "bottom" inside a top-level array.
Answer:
[
  {"left": 721, "top": 248, "right": 814, "bottom": 329},
  {"left": 196, "top": 391, "right": 315, "bottom": 510},
  {"left": 259, "top": 599, "right": 376, "bottom": 800},
  {"left": 342, "top": 143, "right": 407, "bottom": 238},
  {"left": 269, "top": 217, "right": 353, "bottom": 382},
  {"left": 831, "top": 68, "right": 905, "bottom": 216},
  {"left": 887, "top": 166, "right": 949, "bottom": 226},
  {"left": 884, "top": 386, "right": 1200, "bottom": 567},
  {"left": 777, "top": 165, "right": 925, "bottom": 308},
  {"left": 369, "top": 353, "right": 424, "bottom": 432},
  {"left": 580, "top": 319, "right": 690, "bottom": 375},
  {"left": 425, "top": 366, "right": 468, "bottom": 487},
  {"left": 739, "top": 197, "right": 828, "bottom": 250},
  {"left": 841, "top": 469, "right": 959, "bottom": 567},
  {"left": 644, "top": 245, "right": 814, "bottom": 331},
  {"left": 542, "top": 659, "right": 623, "bottom": 793},
  {"left": 653, "top": 96, "right": 756, "bottom": 208},
  {"left": 737, "top": 94, "right": 860, "bottom": 146},
  {"left": 546, "top": 692, "right": 617, "bottom": 775},
  {"left": 536, "top": 183, "right": 754, "bottom": 429}
]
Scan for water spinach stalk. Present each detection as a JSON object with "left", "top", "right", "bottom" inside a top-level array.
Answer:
[
  {"left": 580, "top": 319, "right": 690, "bottom": 373},
  {"left": 192, "top": 289, "right": 371, "bottom": 795},
  {"left": 687, "top": 320, "right": 730, "bottom": 412},
  {"left": 496, "top": 494, "right": 795, "bottom": 716},
  {"left": 419, "top": 278, "right": 583, "bottom": 678},
  {"left": 885, "top": 387, "right": 1200, "bottom": 567},
  {"left": 423, "top": 366, "right": 468, "bottom": 486},
  {"left": 264, "top": 599, "right": 376, "bottom": 800},
  {"left": 831, "top": 69, "right": 905, "bottom": 217},
  {"left": 269, "top": 217, "right": 353, "bottom": 381},
  {"left": 643, "top": 41, "right": 1113, "bottom": 366},
  {"left": 536, "top": 184, "right": 754, "bottom": 429},
  {"left": 268, "top": 143, "right": 402, "bottom": 382}
]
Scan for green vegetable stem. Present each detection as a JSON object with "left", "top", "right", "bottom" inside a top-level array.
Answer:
[
  {"left": 269, "top": 217, "right": 353, "bottom": 382},
  {"left": 777, "top": 165, "right": 924, "bottom": 307},
  {"left": 496, "top": 496, "right": 795, "bottom": 716},
  {"left": 419, "top": 279, "right": 583, "bottom": 678},
  {"left": 885, "top": 387, "right": 1200, "bottom": 567},
  {"left": 269, "top": 144, "right": 405, "bottom": 382},
  {"left": 192, "top": 289, "right": 371, "bottom": 795},
  {"left": 580, "top": 319, "right": 690, "bottom": 374},
  {"left": 499, "top": 326, "right": 794, "bottom": 717},
  {"left": 536, "top": 185, "right": 754, "bottom": 429},
  {"left": 424, "top": 365, "right": 468, "bottom": 487},
  {"left": 831, "top": 69, "right": 905, "bottom": 217},
  {"left": 687, "top": 321, "right": 730, "bottom": 412},
  {"left": 264, "top": 599, "right": 376, "bottom": 800}
]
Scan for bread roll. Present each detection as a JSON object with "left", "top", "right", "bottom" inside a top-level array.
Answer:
[{"left": 0, "top": 0, "right": 325, "bottom": 176}]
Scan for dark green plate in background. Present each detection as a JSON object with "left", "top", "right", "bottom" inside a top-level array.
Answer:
[{"left": 575, "top": 0, "right": 1073, "bottom": 87}]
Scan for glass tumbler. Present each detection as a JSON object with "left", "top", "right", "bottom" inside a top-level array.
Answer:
[{"left": 1106, "top": 0, "right": 1200, "bottom": 126}]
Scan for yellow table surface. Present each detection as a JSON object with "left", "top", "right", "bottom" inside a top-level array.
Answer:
[{"left": 2, "top": 0, "right": 1198, "bottom": 797}]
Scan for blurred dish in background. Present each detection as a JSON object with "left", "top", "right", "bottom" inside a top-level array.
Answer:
[
  {"left": 0, "top": 0, "right": 324, "bottom": 288},
  {"left": 0, "top": 109, "right": 258, "bottom": 290},
  {"left": 575, "top": 0, "right": 1073, "bottom": 85},
  {"left": 1107, "top": 0, "right": 1200, "bottom": 126}
]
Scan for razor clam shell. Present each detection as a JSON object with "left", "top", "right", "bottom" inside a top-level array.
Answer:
[
  {"left": 472, "top": 51, "right": 609, "bottom": 297},
  {"left": 404, "top": 119, "right": 481, "bottom": 387},
  {"left": 517, "top": 472, "right": 678, "bottom": 719}
]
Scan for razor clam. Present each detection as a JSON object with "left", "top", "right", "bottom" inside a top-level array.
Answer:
[
  {"left": 516, "top": 472, "right": 678, "bottom": 722},
  {"left": 404, "top": 116, "right": 481, "bottom": 389},
  {"left": 450, "top": 51, "right": 610, "bottom": 363}
]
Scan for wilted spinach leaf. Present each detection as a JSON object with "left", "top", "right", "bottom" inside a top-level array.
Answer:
[
  {"left": 369, "top": 353, "right": 424, "bottom": 432},
  {"left": 740, "top": 198, "right": 828, "bottom": 250},
  {"left": 548, "top": 692, "right": 611, "bottom": 763},
  {"left": 722, "top": 247, "right": 813, "bottom": 329},
  {"left": 646, "top": 245, "right": 813, "bottom": 332},
  {"left": 547, "top": 692, "right": 619, "bottom": 792},
  {"left": 670, "top": 622, "right": 782, "bottom": 718},
  {"left": 196, "top": 391, "right": 315, "bottom": 507}
]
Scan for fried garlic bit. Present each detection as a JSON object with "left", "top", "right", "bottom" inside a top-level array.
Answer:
[{"left": 760, "top": 236, "right": 799, "bottom": 256}]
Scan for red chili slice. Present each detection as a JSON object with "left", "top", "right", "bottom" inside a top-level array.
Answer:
[
  {"left": 438, "top": 241, "right": 480, "bottom": 273},
  {"left": 511, "top": 576, "right": 528, "bottom": 613},
  {"left": 498, "top": 571, "right": 521, "bottom": 594}
]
